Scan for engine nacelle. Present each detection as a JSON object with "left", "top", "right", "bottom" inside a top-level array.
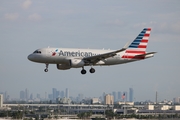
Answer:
[
  {"left": 56, "top": 64, "right": 71, "bottom": 70},
  {"left": 70, "top": 59, "right": 85, "bottom": 68}
]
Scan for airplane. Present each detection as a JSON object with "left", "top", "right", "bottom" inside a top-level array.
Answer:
[{"left": 28, "top": 28, "right": 156, "bottom": 74}]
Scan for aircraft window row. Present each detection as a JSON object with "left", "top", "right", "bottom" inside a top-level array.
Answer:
[{"left": 33, "top": 50, "right": 41, "bottom": 54}]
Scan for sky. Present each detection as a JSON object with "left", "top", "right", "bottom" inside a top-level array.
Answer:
[{"left": 0, "top": 0, "right": 180, "bottom": 102}]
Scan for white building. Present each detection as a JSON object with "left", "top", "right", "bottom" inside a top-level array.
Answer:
[
  {"left": 118, "top": 101, "right": 134, "bottom": 105},
  {"left": 159, "top": 105, "right": 170, "bottom": 110},
  {"left": 0, "top": 94, "right": 3, "bottom": 107},
  {"left": 91, "top": 98, "right": 101, "bottom": 104},
  {"left": 145, "top": 105, "right": 154, "bottom": 110},
  {"left": 57, "top": 97, "right": 71, "bottom": 104},
  {"left": 173, "top": 105, "right": 180, "bottom": 110}
]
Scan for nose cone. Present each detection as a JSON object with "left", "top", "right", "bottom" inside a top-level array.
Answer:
[{"left": 28, "top": 54, "right": 35, "bottom": 61}]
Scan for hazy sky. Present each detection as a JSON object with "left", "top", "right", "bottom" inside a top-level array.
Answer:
[{"left": 0, "top": 0, "right": 180, "bottom": 101}]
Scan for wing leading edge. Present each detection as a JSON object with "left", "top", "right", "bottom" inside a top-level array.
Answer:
[{"left": 83, "top": 48, "right": 127, "bottom": 64}]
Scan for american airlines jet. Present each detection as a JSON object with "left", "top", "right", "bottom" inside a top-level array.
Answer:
[{"left": 28, "top": 28, "right": 156, "bottom": 74}]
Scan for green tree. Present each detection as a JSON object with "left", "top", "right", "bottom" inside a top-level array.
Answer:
[{"left": 105, "top": 110, "right": 114, "bottom": 119}]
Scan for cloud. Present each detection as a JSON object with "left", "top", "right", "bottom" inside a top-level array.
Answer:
[
  {"left": 133, "top": 21, "right": 157, "bottom": 29},
  {"left": 4, "top": 13, "right": 19, "bottom": 21},
  {"left": 22, "top": 0, "right": 32, "bottom": 9},
  {"left": 28, "top": 13, "right": 42, "bottom": 21},
  {"left": 104, "top": 19, "right": 124, "bottom": 26}
]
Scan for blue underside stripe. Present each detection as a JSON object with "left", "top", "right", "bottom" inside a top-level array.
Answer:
[
  {"left": 133, "top": 40, "right": 141, "bottom": 42},
  {"left": 129, "top": 45, "right": 138, "bottom": 48},
  {"left": 136, "top": 36, "right": 143, "bottom": 39},
  {"left": 131, "top": 42, "right": 139, "bottom": 45},
  {"left": 138, "top": 33, "right": 145, "bottom": 36}
]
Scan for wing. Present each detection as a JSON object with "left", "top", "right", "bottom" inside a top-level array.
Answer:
[{"left": 83, "top": 48, "right": 126, "bottom": 64}]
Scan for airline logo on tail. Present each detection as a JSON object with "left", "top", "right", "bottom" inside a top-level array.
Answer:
[{"left": 122, "top": 28, "right": 151, "bottom": 59}]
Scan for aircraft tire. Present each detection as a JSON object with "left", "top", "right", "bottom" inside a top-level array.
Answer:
[
  {"left": 44, "top": 69, "right": 48, "bottom": 72},
  {"left": 89, "top": 68, "right": 95, "bottom": 73},
  {"left": 81, "top": 69, "right": 86, "bottom": 74}
]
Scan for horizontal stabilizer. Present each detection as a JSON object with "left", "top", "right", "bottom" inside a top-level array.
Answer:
[{"left": 135, "top": 52, "right": 157, "bottom": 57}]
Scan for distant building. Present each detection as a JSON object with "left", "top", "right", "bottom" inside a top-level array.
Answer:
[
  {"left": 0, "top": 94, "right": 3, "bottom": 107},
  {"left": 61, "top": 91, "right": 65, "bottom": 98},
  {"left": 52, "top": 88, "right": 57, "bottom": 100},
  {"left": 48, "top": 94, "right": 53, "bottom": 100},
  {"left": 65, "top": 88, "right": 69, "bottom": 98},
  {"left": 118, "top": 101, "right": 134, "bottom": 106},
  {"left": 145, "top": 105, "right": 154, "bottom": 110},
  {"left": 57, "top": 97, "right": 71, "bottom": 104},
  {"left": 104, "top": 94, "right": 114, "bottom": 105},
  {"left": 173, "top": 97, "right": 180, "bottom": 104},
  {"left": 30, "top": 93, "right": 33, "bottom": 100},
  {"left": 78, "top": 94, "right": 84, "bottom": 102},
  {"left": 25, "top": 88, "right": 29, "bottom": 100},
  {"left": 173, "top": 105, "right": 180, "bottom": 110},
  {"left": 20, "top": 91, "right": 25, "bottom": 100},
  {"left": 91, "top": 98, "right": 101, "bottom": 104},
  {"left": 129, "top": 88, "right": 133, "bottom": 102},
  {"left": 112, "top": 91, "right": 117, "bottom": 102},
  {"left": 37, "top": 94, "right": 40, "bottom": 99},
  {"left": 117, "top": 91, "right": 121, "bottom": 101}
]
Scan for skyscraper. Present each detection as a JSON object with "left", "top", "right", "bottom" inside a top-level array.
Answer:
[
  {"left": 104, "top": 94, "right": 114, "bottom": 105},
  {"left": 25, "top": 88, "right": 29, "bottom": 100},
  {"left": 118, "top": 91, "right": 121, "bottom": 101},
  {"left": 20, "top": 91, "right": 25, "bottom": 100},
  {"left": 129, "top": 88, "right": 134, "bottom": 102},
  {"left": 112, "top": 91, "right": 117, "bottom": 102},
  {"left": 61, "top": 91, "right": 65, "bottom": 98},
  {"left": 52, "top": 88, "right": 57, "bottom": 100},
  {"left": 65, "top": 88, "right": 69, "bottom": 98}
]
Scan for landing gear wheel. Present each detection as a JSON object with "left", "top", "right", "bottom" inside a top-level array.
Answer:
[
  {"left": 44, "top": 64, "right": 49, "bottom": 72},
  {"left": 81, "top": 69, "right": 86, "bottom": 74},
  {"left": 89, "top": 68, "right": 95, "bottom": 73},
  {"left": 44, "top": 69, "right": 48, "bottom": 72}
]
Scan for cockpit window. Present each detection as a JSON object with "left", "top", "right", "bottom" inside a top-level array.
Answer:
[{"left": 33, "top": 50, "right": 41, "bottom": 54}]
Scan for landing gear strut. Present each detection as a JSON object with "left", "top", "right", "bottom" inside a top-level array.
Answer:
[{"left": 44, "top": 64, "right": 49, "bottom": 72}]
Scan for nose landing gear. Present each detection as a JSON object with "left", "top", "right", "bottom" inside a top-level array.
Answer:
[{"left": 44, "top": 64, "right": 49, "bottom": 72}]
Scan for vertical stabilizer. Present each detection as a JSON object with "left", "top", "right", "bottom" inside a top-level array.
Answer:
[{"left": 122, "top": 28, "right": 151, "bottom": 59}]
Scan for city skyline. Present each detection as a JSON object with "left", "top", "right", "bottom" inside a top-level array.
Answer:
[
  {"left": 1, "top": 1, "right": 180, "bottom": 101},
  {"left": 1, "top": 87, "right": 177, "bottom": 103}
]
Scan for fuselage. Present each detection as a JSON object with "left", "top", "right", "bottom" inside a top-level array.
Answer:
[{"left": 28, "top": 47, "right": 140, "bottom": 66}]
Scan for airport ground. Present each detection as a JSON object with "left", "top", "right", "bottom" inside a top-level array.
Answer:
[{"left": 0, "top": 104, "right": 180, "bottom": 120}]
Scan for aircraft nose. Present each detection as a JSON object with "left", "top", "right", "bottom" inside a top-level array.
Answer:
[{"left": 28, "top": 54, "right": 34, "bottom": 61}]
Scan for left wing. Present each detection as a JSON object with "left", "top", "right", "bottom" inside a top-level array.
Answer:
[{"left": 83, "top": 48, "right": 126, "bottom": 64}]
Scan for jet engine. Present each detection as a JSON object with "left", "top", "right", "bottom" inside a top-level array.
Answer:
[{"left": 56, "top": 64, "right": 71, "bottom": 70}]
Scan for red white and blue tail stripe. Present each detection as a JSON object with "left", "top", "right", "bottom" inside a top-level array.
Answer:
[{"left": 122, "top": 28, "right": 151, "bottom": 59}]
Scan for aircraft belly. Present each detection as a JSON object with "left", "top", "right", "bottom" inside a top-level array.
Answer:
[{"left": 47, "top": 56, "right": 69, "bottom": 64}]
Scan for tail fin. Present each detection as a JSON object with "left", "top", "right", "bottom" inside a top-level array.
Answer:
[{"left": 122, "top": 28, "right": 151, "bottom": 59}]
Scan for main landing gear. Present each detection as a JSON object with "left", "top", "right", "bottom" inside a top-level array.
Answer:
[
  {"left": 44, "top": 64, "right": 49, "bottom": 72},
  {"left": 81, "top": 67, "right": 95, "bottom": 74}
]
